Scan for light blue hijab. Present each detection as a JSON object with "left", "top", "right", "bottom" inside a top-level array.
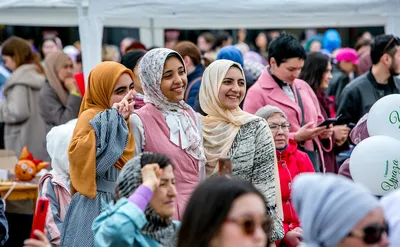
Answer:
[{"left": 292, "top": 173, "right": 381, "bottom": 247}]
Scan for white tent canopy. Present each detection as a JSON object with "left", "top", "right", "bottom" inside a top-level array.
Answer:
[{"left": 1, "top": 0, "right": 399, "bottom": 82}]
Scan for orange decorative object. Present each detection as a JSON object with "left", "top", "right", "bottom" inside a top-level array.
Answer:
[{"left": 14, "top": 147, "right": 49, "bottom": 181}]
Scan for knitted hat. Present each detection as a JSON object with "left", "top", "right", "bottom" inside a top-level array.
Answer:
[{"left": 255, "top": 105, "right": 287, "bottom": 120}]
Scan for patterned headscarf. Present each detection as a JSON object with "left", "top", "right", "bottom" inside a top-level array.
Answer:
[
  {"left": 138, "top": 48, "right": 205, "bottom": 168},
  {"left": 117, "top": 153, "right": 177, "bottom": 247}
]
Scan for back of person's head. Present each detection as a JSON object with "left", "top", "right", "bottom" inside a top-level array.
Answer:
[
  {"left": 268, "top": 34, "right": 307, "bottom": 66},
  {"left": 173, "top": 41, "right": 202, "bottom": 67},
  {"left": 125, "top": 40, "right": 147, "bottom": 53},
  {"left": 214, "top": 31, "right": 232, "bottom": 49},
  {"left": 46, "top": 119, "right": 77, "bottom": 186},
  {"left": 102, "top": 44, "right": 121, "bottom": 62},
  {"left": 370, "top": 34, "right": 400, "bottom": 65},
  {"left": 299, "top": 52, "right": 331, "bottom": 91},
  {"left": 216, "top": 46, "right": 244, "bottom": 68},
  {"left": 120, "top": 49, "right": 146, "bottom": 71},
  {"left": 2, "top": 36, "right": 44, "bottom": 73},
  {"left": 178, "top": 177, "right": 272, "bottom": 247}
]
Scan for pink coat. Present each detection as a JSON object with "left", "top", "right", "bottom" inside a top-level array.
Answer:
[
  {"left": 135, "top": 103, "right": 201, "bottom": 220},
  {"left": 243, "top": 67, "right": 332, "bottom": 172}
]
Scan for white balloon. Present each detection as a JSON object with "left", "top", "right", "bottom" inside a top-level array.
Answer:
[
  {"left": 350, "top": 135, "right": 400, "bottom": 196},
  {"left": 367, "top": 94, "right": 400, "bottom": 141}
]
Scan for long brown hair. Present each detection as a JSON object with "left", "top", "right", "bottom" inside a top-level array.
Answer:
[{"left": 1, "top": 36, "right": 45, "bottom": 74}]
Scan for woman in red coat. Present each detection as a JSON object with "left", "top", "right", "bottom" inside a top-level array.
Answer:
[{"left": 256, "top": 105, "right": 315, "bottom": 247}]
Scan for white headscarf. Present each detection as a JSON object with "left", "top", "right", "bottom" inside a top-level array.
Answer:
[
  {"left": 139, "top": 48, "right": 205, "bottom": 167},
  {"left": 46, "top": 118, "right": 77, "bottom": 187},
  {"left": 199, "top": 59, "right": 260, "bottom": 176}
]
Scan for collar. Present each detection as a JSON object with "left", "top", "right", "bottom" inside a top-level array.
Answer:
[
  {"left": 367, "top": 69, "right": 395, "bottom": 90},
  {"left": 268, "top": 67, "right": 289, "bottom": 89}
]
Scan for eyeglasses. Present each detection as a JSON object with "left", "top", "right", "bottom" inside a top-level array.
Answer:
[
  {"left": 269, "top": 123, "right": 291, "bottom": 132},
  {"left": 383, "top": 35, "right": 400, "bottom": 54},
  {"left": 347, "top": 223, "right": 389, "bottom": 244},
  {"left": 225, "top": 215, "right": 271, "bottom": 236}
]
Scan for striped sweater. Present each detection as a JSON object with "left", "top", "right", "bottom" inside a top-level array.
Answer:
[{"left": 228, "top": 118, "right": 284, "bottom": 241}]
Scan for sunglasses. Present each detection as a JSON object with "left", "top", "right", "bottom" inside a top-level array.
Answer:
[
  {"left": 225, "top": 215, "right": 271, "bottom": 236},
  {"left": 347, "top": 223, "right": 389, "bottom": 244},
  {"left": 383, "top": 35, "right": 400, "bottom": 54}
]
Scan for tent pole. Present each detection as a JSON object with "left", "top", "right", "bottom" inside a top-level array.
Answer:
[{"left": 150, "top": 18, "right": 155, "bottom": 46}]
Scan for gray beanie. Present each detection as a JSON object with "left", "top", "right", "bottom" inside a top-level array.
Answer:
[
  {"left": 255, "top": 105, "right": 287, "bottom": 120},
  {"left": 292, "top": 173, "right": 381, "bottom": 247}
]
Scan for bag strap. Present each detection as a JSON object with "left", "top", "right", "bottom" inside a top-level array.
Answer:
[
  {"left": 184, "top": 77, "right": 202, "bottom": 102},
  {"left": 294, "top": 86, "right": 305, "bottom": 127}
]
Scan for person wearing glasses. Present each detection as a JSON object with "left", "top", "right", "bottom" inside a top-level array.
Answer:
[
  {"left": 178, "top": 177, "right": 273, "bottom": 247},
  {"left": 337, "top": 34, "right": 400, "bottom": 127},
  {"left": 256, "top": 105, "right": 315, "bottom": 247},
  {"left": 292, "top": 173, "right": 389, "bottom": 247}
]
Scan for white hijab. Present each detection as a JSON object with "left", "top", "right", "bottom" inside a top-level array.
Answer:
[
  {"left": 139, "top": 48, "right": 206, "bottom": 167},
  {"left": 46, "top": 118, "right": 77, "bottom": 187},
  {"left": 199, "top": 60, "right": 260, "bottom": 176}
]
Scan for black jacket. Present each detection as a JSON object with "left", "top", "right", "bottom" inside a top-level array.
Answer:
[
  {"left": 337, "top": 71, "right": 400, "bottom": 125},
  {"left": 327, "top": 66, "right": 350, "bottom": 107}
]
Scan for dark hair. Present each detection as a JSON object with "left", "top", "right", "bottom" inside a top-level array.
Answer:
[
  {"left": 268, "top": 34, "right": 306, "bottom": 66},
  {"left": 299, "top": 52, "right": 330, "bottom": 91},
  {"left": 120, "top": 49, "right": 146, "bottom": 71},
  {"left": 140, "top": 152, "right": 172, "bottom": 169},
  {"left": 2, "top": 36, "right": 44, "bottom": 74},
  {"left": 166, "top": 52, "right": 186, "bottom": 71},
  {"left": 177, "top": 177, "right": 272, "bottom": 247},
  {"left": 355, "top": 39, "right": 373, "bottom": 51},
  {"left": 76, "top": 53, "right": 82, "bottom": 64},
  {"left": 199, "top": 32, "right": 215, "bottom": 45},
  {"left": 370, "top": 34, "right": 400, "bottom": 65},
  {"left": 173, "top": 41, "right": 202, "bottom": 66},
  {"left": 214, "top": 31, "right": 232, "bottom": 49}
]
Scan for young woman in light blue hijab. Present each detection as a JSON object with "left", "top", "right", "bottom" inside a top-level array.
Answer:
[{"left": 292, "top": 173, "right": 389, "bottom": 247}]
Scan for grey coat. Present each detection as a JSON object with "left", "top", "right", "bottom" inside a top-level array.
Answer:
[
  {"left": 38, "top": 82, "right": 81, "bottom": 134},
  {"left": 0, "top": 64, "right": 48, "bottom": 161}
]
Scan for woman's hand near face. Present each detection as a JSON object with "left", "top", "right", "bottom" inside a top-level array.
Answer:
[
  {"left": 141, "top": 164, "right": 163, "bottom": 192},
  {"left": 23, "top": 230, "right": 50, "bottom": 247},
  {"left": 333, "top": 125, "right": 350, "bottom": 146},
  {"left": 64, "top": 77, "right": 79, "bottom": 94},
  {"left": 112, "top": 90, "right": 135, "bottom": 119}
]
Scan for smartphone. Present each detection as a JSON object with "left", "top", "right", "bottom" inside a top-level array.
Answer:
[
  {"left": 30, "top": 198, "right": 49, "bottom": 239},
  {"left": 218, "top": 157, "right": 233, "bottom": 177},
  {"left": 317, "top": 114, "right": 342, "bottom": 128}
]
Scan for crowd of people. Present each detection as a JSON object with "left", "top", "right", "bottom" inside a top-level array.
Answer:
[{"left": 0, "top": 28, "right": 397, "bottom": 247}]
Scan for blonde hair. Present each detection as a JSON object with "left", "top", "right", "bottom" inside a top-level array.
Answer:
[{"left": 102, "top": 45, "right": 121, "bottom": 62}]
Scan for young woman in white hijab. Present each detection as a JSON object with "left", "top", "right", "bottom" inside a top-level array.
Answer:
[
  {"left": 199, "top": 59, "right": 284, "bottom": 243},
  {"left": 130, "top": 48, "right": 205, "bottom": 220}
]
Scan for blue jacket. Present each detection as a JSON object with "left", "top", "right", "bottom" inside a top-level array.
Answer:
[
  {"left": 185, "top": 64, "right": 204, "bottom": 108},
  {"left": 93, "top": 198, "right": 178, "bottom": 247}
]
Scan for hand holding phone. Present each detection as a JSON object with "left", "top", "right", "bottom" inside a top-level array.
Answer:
[
  {"left": 219, "top": 157, "right": 233, "bottom": 178},
  {"left": 317, "top": 114, "right": 342, "bottom": 128},
  {"left": 30, "top": 198, "right": 49, "bottom": 239}
]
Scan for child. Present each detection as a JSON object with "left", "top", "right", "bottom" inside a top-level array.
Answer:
[{"left": 38, "top": 119, "right": 76, "bottom": 246}]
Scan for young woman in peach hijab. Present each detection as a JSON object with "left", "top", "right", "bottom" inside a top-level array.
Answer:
[{"left": 60, "top": 61, "right": 136, "bottom": 247}]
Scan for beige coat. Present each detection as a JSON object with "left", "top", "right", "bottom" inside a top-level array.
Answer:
[{"left": 0, "top": 64, "right": 48, "bottom": 161}]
